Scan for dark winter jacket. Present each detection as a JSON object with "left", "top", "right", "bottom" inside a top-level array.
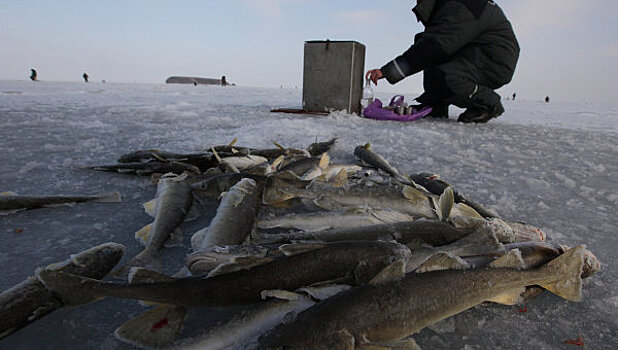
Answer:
[{"left": 381, "top": 0, "right": 519, "bottom": 88}]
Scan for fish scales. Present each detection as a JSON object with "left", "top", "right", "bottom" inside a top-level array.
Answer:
[
  {"left": 37, "top": 241, "right": 412, "bottom": 308},
  {"left": 307, "top": 182, "right": 437, "bottom": 219},
  {"left": 258, "top": 246, "right": 585, "bottom": 349}
]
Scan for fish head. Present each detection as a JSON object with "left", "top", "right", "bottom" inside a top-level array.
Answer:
[{"left": 47, "top": 242, "right": 125, "bottom": 278}]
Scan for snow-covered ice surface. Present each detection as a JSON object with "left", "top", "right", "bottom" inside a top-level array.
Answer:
[{"left": 0, "top": 80, "right": 616, "bottom": 349}]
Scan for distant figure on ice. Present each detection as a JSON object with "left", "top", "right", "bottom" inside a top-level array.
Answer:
[
  {"left": 545, "top": 96, "right": 550, "bottom": 103},
  {"left": 30, "top": 69, "right": 37, "bottom": 81},
  {"left": 366, "top": 0, "right": 519, "bottom": 123},
  {"left": 83, "top": 73, "right": 89, "bottom": 83},
  {"left": 221, "top": 76, "right": 227, "bottom": 86},
  {"left": 512, "top": 92, "right": 516, "bottom": 100}
]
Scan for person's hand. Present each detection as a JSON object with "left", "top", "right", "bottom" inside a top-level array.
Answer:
[{"left": 366, "top": 69, "right": 384, "bottom": 85}]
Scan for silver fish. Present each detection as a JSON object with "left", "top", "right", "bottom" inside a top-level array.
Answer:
[
  {"left": 117, "top": 149, "right": 213, "bottom": 164},
  {"left": 0, "top": 242, "right": 124, "bottom": 339},
  {"left": 0, "top": 191, "right": 121, "bottom": 215},
  {"left": 306, "top": 138, "right": 337, "bottom": 157},
  {"left": 86, "top": 161, "right": 201, "bottom": 176},
  {"left": 287, "top": 181, "right": 438, "bottom": 219},
  {"left": 191, "top": 178, "right": 263, "bottom": 253},
  {"left": 257, "top": 246, "right": 586, "bottom": 349},
  {"left": 251, "top": 219, "right": 467, "bottom": 247},
  {"left": 117, "top": 177, "right": 264, "bottom": 348},
  {"left": 115, "top": 173, "right": 193, "bottom": 276},
  {"left": 257, "top": 208, "right": 414, "bottom": 232},
  {"left": 36, "top": 241, "right": 412, "bottom": 308},
  {"left": 354, "top": 143, "right": 400, "bottom": 178}
]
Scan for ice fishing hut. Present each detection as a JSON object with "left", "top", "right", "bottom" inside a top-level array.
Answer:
[{"left": 302, "top": 40, "right": 366, "bottom": 115}]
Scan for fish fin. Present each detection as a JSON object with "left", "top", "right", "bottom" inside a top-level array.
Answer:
[
  {"left": 370, "top": 209, "right": 413, "bottom": 223},
  {"left": 35, "top": 269, "right": 103, "bottom": 306},
  {"left": 206, "top": 256, "right": 274, "bottom": 277},
  {"left": 455, "top": 226, "right": 504, "bottom": 255},
  {"left": 128, "top": 267, "right": 177, "bottom": 284},
  {"left": 278, "top": 242, "right": 326, "bottom": 256},
  {"left": 229, "top": 137, "right": 238, "bottom": 147},
  {"left": 438, "top": 186, "right": 454, "bottom": 221},
  {"left": 452, "top": 202, "right": 483, "bottom": 219},
  {"left": 0, "top": 191, "right": 18, "bottom": 196},
  {"left": 260, "top": 289, "right": 303, "bottom": 301},
  {"left": 415, "top": 252, "right": 469, "bottom": 273},
  {"left": 271, "top": 155, "right": 285, "bottom": 171},
  {"left": 210, "top": 146, "right": 223, "bottom": 163},
  {"left": 538, "top": 245, "right": 585, "bottom": 302},
  {"left": 364, "top": 142, "right": 372, "bottom": 150},
  {"left": 519, "top": 286, "right": 545, "bottom": 303},
  {"left": 402, "top": 185, "right": 429, "bottom": 206},
  {"left": 360, "top": 337, "right": 421, "bottom": 350},
  {"left": 150, "top": 152, "right": 169, "bottom": 163},
  {"left": 297, "top": 284, "right": 351, "bottom": 301},
  {"left": 262, "top": 178, "right": 302, "bottom": 205},
  {"left": 134, "top": 223, "right": 153, "bottom": 246},
  {"left": 488, "top": 249, "right": 525, "bottom": 269},
  {"left": 273, "top": 169, "right": 302, "bottom": 181},
  {"left": 318, "top": 153, "right": 330, "bottom": 169},
  {"left": 300, "top": 167, "right": 323, "bottom": 181},
  {"left": 368, "top": 259, "right": 406, "bottom": 285},
  {"left": 142, "top": 198, "right": 157, "bottom": 217},
  {"left": 94, "top": 192, "right": 122, "bottom": 203},
  {"left": 330, "top": 168, "right": 348, "bottom": 188},
  {"left": 306, "top": 276, "right": 353, "bottom": 288},
  {"left": 114, "top": 305, "right": 187, "bottom": 349},
  {"left": 311, "top": 196, "right": 341, "bottom": 211},
  {"left": 113, "top": 249, "right": 163, "bottom": 279},
  {"left": 486, "top": 288, "right": 526, "bottom": 305}
]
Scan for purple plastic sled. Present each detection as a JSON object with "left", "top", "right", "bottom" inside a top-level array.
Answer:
[{"left": 362, "top": 98, "right": 432, "bottom": 122}]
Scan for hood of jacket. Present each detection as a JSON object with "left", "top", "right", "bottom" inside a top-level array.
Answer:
[{"left": 413, "top": 0, "right": 437, "bottom": 26}]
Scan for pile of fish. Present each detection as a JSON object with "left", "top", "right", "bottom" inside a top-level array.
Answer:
[{"left": 0, "top": 138, "right": 601, "bottom": 349}]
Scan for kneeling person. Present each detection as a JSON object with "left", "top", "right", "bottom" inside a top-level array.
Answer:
[{"left": 367, "top": 0, "right": 520, "bottom": 123}]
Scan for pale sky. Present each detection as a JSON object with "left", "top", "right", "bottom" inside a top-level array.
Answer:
[{"left": 1, "top": 0, "right": 616, "bottom": 103}]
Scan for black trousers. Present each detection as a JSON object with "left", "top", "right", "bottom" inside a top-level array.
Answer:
[{"left": 416, "top": 55, "right": 504, "bottom": 110}]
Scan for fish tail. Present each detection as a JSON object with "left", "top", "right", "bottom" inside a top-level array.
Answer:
[
  {"left": 538, "top": 245, "right": 585, "bottom": 302},
  {"left": 114, "top": 305, "right": 187, "bottom": 348},
  {"left": 35, "top": 268, "right": 105, "bottom": 306},
  {"left": 438, "top": 186, "right": 454, "bottom": 221},
  {"left": 94, "top": 192, "right": 122, "bottom": 203}
]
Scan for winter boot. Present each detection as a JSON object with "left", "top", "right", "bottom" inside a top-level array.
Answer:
[{"left": 457, "top": 101, "right": 505, "bottom": 123}]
